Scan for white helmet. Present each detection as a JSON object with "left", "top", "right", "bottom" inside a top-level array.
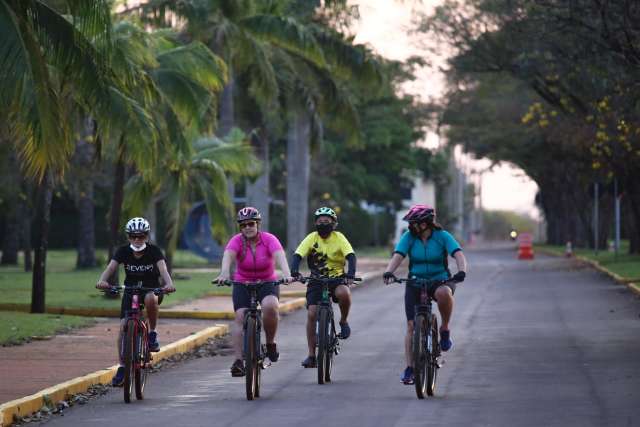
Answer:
[{"left": 125, "top": 217, "right": 150, "bottom": 234}]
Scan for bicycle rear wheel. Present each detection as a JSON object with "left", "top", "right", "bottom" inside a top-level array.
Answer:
[
  {"left": 245, "top": 316, "right": 259, "bottom": 400},
  {"left": 123, "top": 320, "right": 136, "bottom": 403},
  {"left": 426, "top": 315, "right": 439, "bottom": 396},
  {"left": 317, "top": 308, "right": 330, "bottom": 385},
  {"left": 135, "top": 326, "right": 149, "bottom": 400},
  {"left": 412, "top": 314, "right": 428, "bottom": 399}
]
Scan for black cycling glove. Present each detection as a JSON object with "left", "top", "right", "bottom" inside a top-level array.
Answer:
[
  {"left": 452, "top": 271, "right": 466, "bottom": 282},
  {"left": 383, "top": 271, "right": 395, "bottom": 281}
]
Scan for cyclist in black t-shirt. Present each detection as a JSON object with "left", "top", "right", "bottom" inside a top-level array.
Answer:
[{"left": 96, "top": 217, "right": 176, "bottom": 387}]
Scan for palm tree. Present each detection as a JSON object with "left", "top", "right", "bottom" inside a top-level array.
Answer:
[
  {"left": 1, "top": 0, "right": 112, "bottom": 312},
  {"left": 125, "top": 128, "right": 259, "bottom": 268},
  {"left": 125, "top": 0, "right": 327, "bottom": 228},
  {"left": 280, "top": 24, "right": 383, "bottom": 251}
]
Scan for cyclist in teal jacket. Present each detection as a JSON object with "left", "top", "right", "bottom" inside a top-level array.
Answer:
[{"left": 383, "top": 205, "right": 467, "bottom": 385}]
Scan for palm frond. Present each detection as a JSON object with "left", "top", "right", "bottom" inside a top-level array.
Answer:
[
  {"left": 194, "top": 174, "right": 232, "bottom": 242},
  {"left": 241, "top": 14, "right": 326, "bottom": 68}
]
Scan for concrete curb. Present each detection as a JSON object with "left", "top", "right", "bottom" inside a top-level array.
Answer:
[
  {"left": 0, "top": 324, "right": 229, "bottom": 427},
  {"left": 537, "top": 248, "right": 640, "bottom": 297}
]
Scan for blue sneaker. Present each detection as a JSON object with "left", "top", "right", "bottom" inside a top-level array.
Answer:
[
  {"left": 112, "top": 366, "right": 125, "bottom": 387},
  {"left": 401, "top": 366, "right": 414, "bottom": 385},
  {"left": 440, "top": 329, "right": 453, "bottom": 352},
  {"left": 148, "top": 331, "right": 160, "bottom": 352}
]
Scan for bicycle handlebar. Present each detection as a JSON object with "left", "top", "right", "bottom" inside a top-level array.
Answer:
[
  {"left": 100, "top": 285, "right": 169, "bottom": 296},
  {"left": 298, "top": 275, "right": 362, "bottom": 285},
  {"left": 387, "top": 275, "right": 461, "bottom": 287},
  {"left": 212, "top": 279, "right": 287, "bottom": 287}
]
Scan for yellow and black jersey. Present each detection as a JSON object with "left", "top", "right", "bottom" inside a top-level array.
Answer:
[{"left": 294, "top": 231, "right": 354, "bottom": 277}]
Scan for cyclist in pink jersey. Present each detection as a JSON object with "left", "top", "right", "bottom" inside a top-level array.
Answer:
[{"left": 214, "top": 207, "right": 293, "bottom": 377}]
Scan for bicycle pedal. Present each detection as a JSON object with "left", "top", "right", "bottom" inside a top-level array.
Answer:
[
  {"left": 437, "top": 359, "right": 445, "bottom": 368},
  {"left": 261, "top": 359, "right": 272, "bottom": 369}
]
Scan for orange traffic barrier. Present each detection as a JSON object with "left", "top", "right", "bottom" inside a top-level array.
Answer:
[{"left": 517, "top": 232, "right": 534, "bottom": 260}]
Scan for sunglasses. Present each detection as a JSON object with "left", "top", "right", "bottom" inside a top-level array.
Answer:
[
  {"left": 239, "top": 221, "right": 257, "bottom": 229},
  {"left": 128, "top": 234, "right": 147, "bottom": 240}
]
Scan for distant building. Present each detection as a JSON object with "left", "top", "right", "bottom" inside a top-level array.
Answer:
[{"left": 394, "top": 177, "right": 436, "bottom": 243}]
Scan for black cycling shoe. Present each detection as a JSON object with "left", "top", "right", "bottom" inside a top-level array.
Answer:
[
  {"left": 338, "top": 322, "right": 351, "bottom": 339},
  {"left": 301, "top": 356, "right": 317, "bottom": 368},
  {"left": 230, "top": 359, "right": 245, "bottom": 377},
  {"left": 266, "top": 343, "right": 279, "bottom": 362},
  {"left": 112, "top": 366, "right": 125, "bottom": 387},
  {"left": 148, "top": 331, "right": 160, "bottom": 352}
]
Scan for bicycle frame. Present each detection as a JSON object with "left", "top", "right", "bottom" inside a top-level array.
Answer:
[
  {"left": 393, "top": 276, "right": 457, "bottom": 398},
  {"left": 216, "top": 279, "right": 282, "bottom": 400},
  {"left": 114, "top": 284, "right": 164, "bottom": 403},
  {"left": 301, "top": 275, "right": 361, "bottom": 384}
]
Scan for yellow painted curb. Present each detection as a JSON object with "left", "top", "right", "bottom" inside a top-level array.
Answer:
[
  {"left": 279, "top": 297, "right": 306, "bottom": 314},
  {"left": 0, "top": 324, "right": 229, "bottom": 427}
]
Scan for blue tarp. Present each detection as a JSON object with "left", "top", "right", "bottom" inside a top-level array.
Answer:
[{"left": 182, "top": 202, "right": 224, "bottom": 262}]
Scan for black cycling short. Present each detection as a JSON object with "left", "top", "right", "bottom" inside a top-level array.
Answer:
[
  {"left": 232, "top": 282, "right": 279, "bottom": 312},
  {"left": 404, "top": 282, "right": 456, "bottom": 321},
  {"left": 306, "top": 283, "right": 345, "bottom": 307},
  {"left": 120, "top": 289, "right": 164, "bottom": 319}
]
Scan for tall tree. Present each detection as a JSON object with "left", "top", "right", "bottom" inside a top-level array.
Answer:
[{"left": 1, "top": 0, "right": 112, "bottom": 312}]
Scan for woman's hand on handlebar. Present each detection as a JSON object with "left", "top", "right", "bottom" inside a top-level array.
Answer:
[
  {"left": 212, "top": 275, "right": 229, "bottom": 285},
  {"left": 96, "top": 280, "right": 111, "bottom": 290},
  {"left": 382, "top": 271, "right": 397, "bottom": 285},
  {"left": 162, "top": 284, "right": 176, "bottom": 293}
]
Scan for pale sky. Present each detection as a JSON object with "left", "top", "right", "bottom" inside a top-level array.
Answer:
[{"left": 350, "top": 0, "right": 541, "bottom": 219}]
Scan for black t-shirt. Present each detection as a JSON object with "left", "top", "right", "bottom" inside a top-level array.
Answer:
[{"left": 113, "top": 244, "right": 166, "bottom": 288}]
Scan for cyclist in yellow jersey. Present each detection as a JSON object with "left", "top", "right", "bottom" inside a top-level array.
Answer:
[{"left": 290, "top": 207, "right": 356, "bottom": 368}]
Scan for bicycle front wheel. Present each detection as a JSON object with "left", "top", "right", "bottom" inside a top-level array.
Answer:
[
  {"left": 123, "top": 320, "right": 136, "bottom": 403},
  {"left": 317, "top": 307, "right": 330, "bottom": 385},
  {"left": 426, "top": 315, "right": 439, "bottom": 396},
  {"left": 412, "top": 314, "right": 428, "bottom": 399},
  {"left": 245, "top": 316, "right": 259, "bottom": 400},
  {"left": 135, "top": 326, "right": 149, "bottom": 400}
]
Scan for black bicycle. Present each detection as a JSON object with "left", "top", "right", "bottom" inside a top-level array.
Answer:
[
  {"left": 391, "top": 276, "right": 459, "bottom": 399},
  {"left": 215, "top": 279, "right": 284, "bottom": 400},
  {"left": 300, "top": 275, "right": 361, "bottom": 384},
  {"left": 103, "top": 284, "right": 168, "bottom": 403}
]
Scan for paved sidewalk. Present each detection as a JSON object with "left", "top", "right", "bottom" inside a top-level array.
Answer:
[{"left": 0, "top": 257, "right": 388, "bottom": 408}]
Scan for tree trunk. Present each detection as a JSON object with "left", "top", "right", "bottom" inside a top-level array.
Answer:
[
  {"left": 108, "top": 137, "right": 126, "bottom": 284},
  {"left": 23, "top": 211, "right": 32, "bottom": 272},
  {"left": 219, "top": 76, "right": 237, "bottom": 229},
  {"left": 246, "top": 130, "right": 270, "bottom": 229},
  {"left": 286, "top": 110, "right": 311, "bottom": 253},
  {"left": 74, "top": 116, "right": 97, "bottom": 268},
  {"left": 31, "top": 171, "right": 53, "bottom": 313},
  {"left": 1, "top": 150, "right": 22, "bottom": 265}
]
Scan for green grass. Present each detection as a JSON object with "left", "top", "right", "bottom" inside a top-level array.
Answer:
[
  {"left": 537, "top": 241, "right": 640, "bottom": 280},
  {"left": 0, "top": 249, "right": 230, "bottom": 310},
  {"left": 0, "top": 311, "right": 96, "bottom": 345},
  {"left": 354, "top": 246, "right": 393, "bottom": 258}
]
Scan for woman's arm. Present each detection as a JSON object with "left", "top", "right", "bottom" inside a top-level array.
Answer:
[
  {"left": 383, "top": 253, "right": 405, "bottom": 284},
  {"left": 96, "top": 260, "right": 119, "bottom": 288},
  {"left": 453, "top": 250, "right": 467, "bottom": 274},
  {"left": 157, "top": 260, "right": 176, "bottom": 292},
  {"left": 215, "top": 249, "right": 236, "bottom": 282},
  {"left": 273, "top": 249, "right": 292, "bottom": 280}
]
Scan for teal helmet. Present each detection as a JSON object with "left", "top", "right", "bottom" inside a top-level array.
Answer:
[{"left": 314, "top": 206, "right": 337, "bottom": 222}]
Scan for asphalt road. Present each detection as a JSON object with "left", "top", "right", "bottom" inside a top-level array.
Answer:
[{"left": 41, "top": 248, "right": 640, "bottom": 427}]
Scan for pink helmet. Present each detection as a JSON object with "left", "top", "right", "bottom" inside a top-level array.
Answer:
[
  {"left": 237, "top": 207, "right": 261, "bottom": 223},
  {"left": 402, "top": 204, "right": 435, "bottom": 223}
]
